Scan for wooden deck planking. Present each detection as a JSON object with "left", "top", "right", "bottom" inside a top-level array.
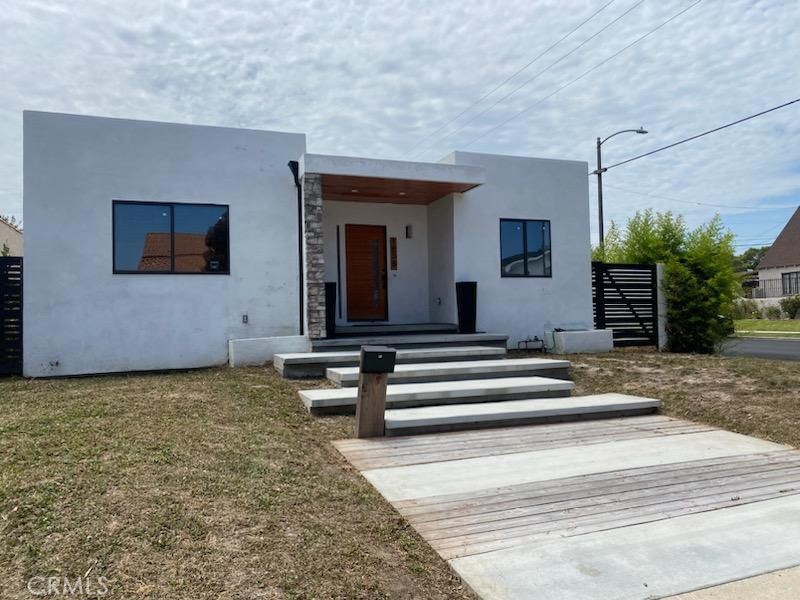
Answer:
[
  {"left": 334, "top": 417, "right": 800, "bottom": 564},
  {"left": 392, "top": 450, "right": 800, "bottom": 512},
  {"left": 334, "top": 414, "right": 674, "bottom": 453},
  {"left": 334, "top": 416, "right": 714, "bottom": 470},
  {"left": 418, "top": 468, "right": 800, "bottom": 540},
  {"left": 434, "top": 484, "right": 800, "bottom": 559},
  {"left": 404, "top": 452, "right": 800, "bottom": 525}
]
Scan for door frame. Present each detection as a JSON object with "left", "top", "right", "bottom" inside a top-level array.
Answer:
[{"left": 344, "top": 223, "right": 389, "bottom": 322}]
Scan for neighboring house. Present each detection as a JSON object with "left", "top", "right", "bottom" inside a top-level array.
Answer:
[
  {"left": 1, "top": 218, "right": 23, "bottom": 256},
  {"left": 22, "top": 110, "right": 599, "bottom": 377},
  {"left": 755, "top": 206, "right": 800, "bottom": 297}
]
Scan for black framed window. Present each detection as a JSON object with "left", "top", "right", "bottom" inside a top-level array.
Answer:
[
  {"left": 113, "top": 201, "right": 230, "bottom": 274},
  {"left": 500, "top": 218, "right": 551, "bottom": 277},
  {"left": 783, "top": 271, "right": 800, "bottom": 295}
]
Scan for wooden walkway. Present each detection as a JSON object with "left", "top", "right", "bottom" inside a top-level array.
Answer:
[{"left": 334, "top": 416, "right": 800, "bottom": 599}]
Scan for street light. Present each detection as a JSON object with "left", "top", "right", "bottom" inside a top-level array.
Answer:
[{"left": 593, "top": 127, "right": 648, "bottom": 254}]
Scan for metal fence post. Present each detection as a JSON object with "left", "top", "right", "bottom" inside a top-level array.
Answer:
[{"left": 656, "top": 263, "right": 668, "bottom": 351}]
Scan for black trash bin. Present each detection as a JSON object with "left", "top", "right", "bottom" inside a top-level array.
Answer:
[
  {"left": 324, "top": 282, "right": 337, "bottom": 339},
  {"left": 455, "top": 281, "right": 477, "bottom": 334}
]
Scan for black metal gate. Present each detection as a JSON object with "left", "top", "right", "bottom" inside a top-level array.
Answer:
[
  {"left": 0, "top": 257, "right": 23, "bottom": 375},
  {"left": 592, "top": 261, "right": 658, "bottom": 347}
]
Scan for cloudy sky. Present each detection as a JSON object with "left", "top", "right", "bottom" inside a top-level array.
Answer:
[{"left": 2, "top": 0, "right": 799, "bottom": 248}]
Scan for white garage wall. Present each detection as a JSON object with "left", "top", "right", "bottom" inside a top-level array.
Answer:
[
  {"left": 23, "top": 111, "right": 306, "bottom": 376},
  {"left": 445, "top": 151, "right": 593, "bottom": 346},
  {"left": 321, "top": 200, "right": 430, "bottom": 324}
]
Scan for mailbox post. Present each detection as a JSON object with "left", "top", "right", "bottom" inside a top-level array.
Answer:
[{"left": 355, "top": 345, "right": 396, "bottom": 438}]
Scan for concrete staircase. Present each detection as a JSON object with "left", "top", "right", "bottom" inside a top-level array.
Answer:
[
  {"left": 275, "top": 334, "right": 660, "bottom": 435},
  {"left": 326, "top": 357, "right": 571, "bottom": 387},
  {"left": 298, "top": 376, "right": 576, "bottom": 414},
  {"left": 383, "top": 393, "right": 660, "bottom": 436},
  {"left": 275, "top": 345, "right": 506, "bottom": 378}
]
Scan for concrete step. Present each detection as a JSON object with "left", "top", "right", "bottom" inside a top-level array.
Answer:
[
  {"left": 311, "top": 332, "right": 508, "bottom": 352},
  {"left": 383, "top": 393, "right": 661, "bottom": 436},
  {"left": 335, "top": 323, "right": 458, "bottom": 337},
  {"left": 298, "top": 376, "right": 574, "bottom": 415},
  {"left": 327, "top": 357, "right": 571, "bottom": 387},
  {"left": 274, "top": 345, "right": 507, "bottom": 378}
]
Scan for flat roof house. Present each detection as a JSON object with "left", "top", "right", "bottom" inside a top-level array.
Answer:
[{"left": 22, "top": 110, "right": 598, "bottom": 377}]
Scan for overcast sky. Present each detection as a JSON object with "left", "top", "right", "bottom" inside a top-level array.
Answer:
[{"left": 2, "top": 0, "right": 799, "bottom": 248}]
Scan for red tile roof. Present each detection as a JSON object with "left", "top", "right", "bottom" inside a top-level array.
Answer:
[
  {"left": 138, "top": 232, "right": 210, "bottom": 272},
  {"left": 758, "top": 206, "right": 800, "bottom": 270}
]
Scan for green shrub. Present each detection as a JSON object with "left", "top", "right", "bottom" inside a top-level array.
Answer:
[
  {"left": 764, "top": 306, "right": 783, "bottom": 320},
  {"left": 593, "top": 210, "right": 738, "bottom": 354},
  {"left": 731, "top": 299, "right": 761, "bottom": 320},
  {"left": 780, "top": 296, "right": 800, "bottom": 319}
]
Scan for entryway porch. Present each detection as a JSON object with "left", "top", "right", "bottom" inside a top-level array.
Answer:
[{"left": 299, "top": 153, "right": 485, "bottom": 340}]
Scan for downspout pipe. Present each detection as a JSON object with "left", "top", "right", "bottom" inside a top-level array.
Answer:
[{"left": 288, "top": 160, "right": 304, "bottom": 335}]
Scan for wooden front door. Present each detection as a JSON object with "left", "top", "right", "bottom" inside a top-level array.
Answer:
[{"left": 345, "top": 224, "right": 388, "bottom": 321}]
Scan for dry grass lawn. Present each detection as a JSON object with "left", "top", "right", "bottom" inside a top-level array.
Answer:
[
  {"left": 0, "top": 368, "right": 470, "bottom": 599},
  {"left": 1, "top": 349, "right": 799, "bottom": 598}
]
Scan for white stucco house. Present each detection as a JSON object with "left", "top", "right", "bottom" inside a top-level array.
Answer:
[{"left": 22, "top": 110, "right": 603, "bottom": 377}]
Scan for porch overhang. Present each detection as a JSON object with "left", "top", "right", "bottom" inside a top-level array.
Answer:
[{"left": 299, "top": 153, "right": 485, "bottom": 204}]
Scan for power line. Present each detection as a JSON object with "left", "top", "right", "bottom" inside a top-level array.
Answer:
[
  {"left": 410, "top": 0, "right": 640, "bottom": 159},
  {"left": 404, "top": 0, "right": 618, "bottom": 157},
  {"left": 605, "top": 97, "right": 800, "bottom": 171},
  {"left": 603, "top": 183, "right": 791, "bottom": 210},
  {"left": 460, "top": 0, "right": 702, "bottom": 150}
]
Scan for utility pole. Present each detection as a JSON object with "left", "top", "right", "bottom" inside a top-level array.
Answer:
[
  {"left": 596, "top": 137, "right": 605, "bottom": 253},
  {"left": 593, "top": 127, "right": 648, "bottom": 258}
]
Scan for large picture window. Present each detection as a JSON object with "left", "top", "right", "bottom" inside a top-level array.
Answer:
[
  {"left": 113, "top": 201, "right": 230, "bottom": 274},
  {"left": 500, "top": 218, "right": 551, "bottom": 277},
  {"left": 783, "top": 271, "right": 800, "bottom": 296}
]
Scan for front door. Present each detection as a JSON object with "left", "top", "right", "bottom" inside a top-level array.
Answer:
[{"left": 345, "top": 224, "right": 388, "bottom": 321}]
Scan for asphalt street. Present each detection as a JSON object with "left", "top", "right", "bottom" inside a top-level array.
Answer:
[{"left": 721, "top": 336, "right": 800, "bottom": 361}]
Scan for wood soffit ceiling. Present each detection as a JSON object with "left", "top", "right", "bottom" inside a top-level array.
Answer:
[{"left": 320, "top": 174, "right": 481, "bottom": 205}]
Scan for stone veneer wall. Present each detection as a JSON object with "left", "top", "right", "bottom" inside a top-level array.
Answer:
[{"left": 303, "top": 173, "right": 326, "bottom": 339}]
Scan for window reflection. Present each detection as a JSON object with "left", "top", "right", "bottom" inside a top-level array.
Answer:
[
  {"left": 113, "top": 203, "right": 172, "bottom": 272},
  {"left": 174, "top": 204, "right": 229, "bottom": 273},
  {"left": 500, "top": 219, "right": 552, "bottom": 277},
  {"left": 500, "top": 220, "right": 525, "bottom": 275},
  {"left": 113, "top": 202, "right": 230, "bottom": 274},
  {"left": 525, "top": 220, "right": 551, "bottom": 277}
]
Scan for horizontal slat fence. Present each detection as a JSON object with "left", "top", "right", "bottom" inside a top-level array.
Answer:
[
  {"left": 592, "top": 262, "right": 658, "bottom": 347},
  {"left": 0, "top": 257, "right": 23, "bottom": 375}
]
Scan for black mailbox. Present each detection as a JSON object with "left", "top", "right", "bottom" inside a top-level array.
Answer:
[{"left": 360, "top": 346, "right": 397, "bottom": 374}]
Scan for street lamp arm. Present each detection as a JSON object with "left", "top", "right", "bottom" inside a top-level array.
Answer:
[
  {"left": 600, "top": 128, "right": 647, "bottom": 145},
  {"left": 595, "top": 126, "right": 647, "bottom": 256}
]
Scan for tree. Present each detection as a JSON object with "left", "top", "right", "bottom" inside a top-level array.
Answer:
[
  {"left": 593, "top": 209, "right": 738, "bottom": 354},
  {"left": 732, "top": 246, "right": 770, "bottom": 273},
  {"left": 1, "top": 243, "right": 10, "bottom": 257}
]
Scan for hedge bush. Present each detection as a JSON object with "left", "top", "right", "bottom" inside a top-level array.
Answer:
[
  {"left": 595, "top": 210, "right": 738, "bottom": 354},
  {"left": 731, "top": 298, "right": 761, "bottom": 320},
  {"left": 780, "top": 296, "right": 800, "bottom": 319},
  {"left": 764, "top": 306, "right": 783, "bottom": 320}
]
